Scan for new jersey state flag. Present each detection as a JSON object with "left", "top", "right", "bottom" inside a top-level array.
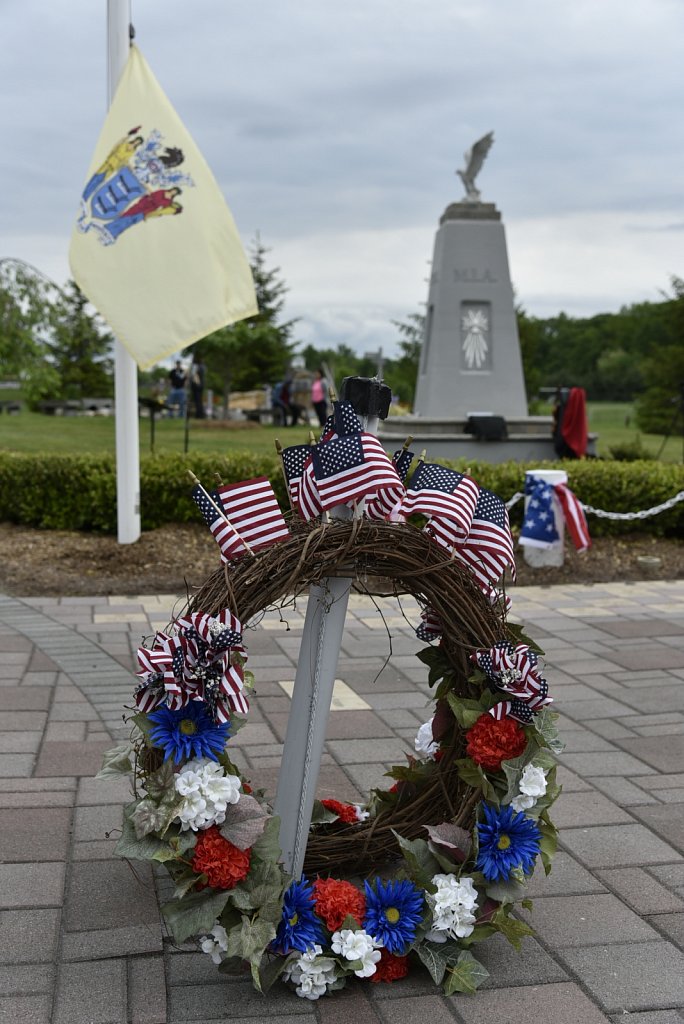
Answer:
[{"left": 69, "top": 45, "right": 257, "bottom": 369}]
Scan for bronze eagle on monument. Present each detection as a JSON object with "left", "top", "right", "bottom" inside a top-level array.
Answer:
[{"left": 457, "top": 131, "right": 494, "bottom": 203}]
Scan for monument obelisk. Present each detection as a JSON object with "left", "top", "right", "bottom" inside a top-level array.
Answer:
[{"left": 413, "top": 132, "right": 528, "bottom": 419}]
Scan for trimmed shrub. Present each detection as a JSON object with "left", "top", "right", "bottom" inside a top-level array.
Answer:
[{"left": 0, "top": 451, "right": 682, "bottom": 538}]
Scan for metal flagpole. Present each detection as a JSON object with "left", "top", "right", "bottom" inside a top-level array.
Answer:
[
  {"left": 273, "top": 377, "right": 392, "bottom": 878},
  {"left": 108, "top": 0, "right": 141, "bottom": 544}
]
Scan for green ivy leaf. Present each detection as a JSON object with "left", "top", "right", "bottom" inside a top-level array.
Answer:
[
  {"left": 96, "top": 742, "right": 133, "bottom": 779},
  {"left": 145, "top": 760, "right": 176, "bottom": 802},
  {"left": 173, "top": 870, "right": 203, "bottom": 900},
  {"left": 248, "top": 815, "right": 283, "bottom": 866},
  {"left": 115, "top": 803, "right": 171, "bottom": 861},
  {"left": 310, "top": 799, "right": 339, "bottom": 824},
  {"left": 484, "top": 877, "right": 526, "bottom": 905},
  {"left": 161, "top": 889, "right": 231, "bottom": 944},
  {"left": 392, "top": 831, "right": 440, "bottom": 888},
  {"left": 537, "top": 814, "right": 559, "bottom": 874},
  {"left": 225, "top": 915, "right": 276, "bottom": 962},
  {"left": 455, "top": 759, "right": 499, "bottom": 805},
  {"left": 532, "top": 708, "right": 565, "bottom": 754},
  {"left": 492, "top": 907, "right": 535, "bottom": 949},
  {"left": 131, "top": 712, "right": 152, "bottom": 736},
  {"left": 415, "top": 940, "right": 463, "bottom": 985},
  {"left": 446, "top": 693, "right": 487, "bottom": 730},
  {"left": 259, "top": 952, "right": 294, "bottom": 994},
  {"left": 443, "top": 950, "right": 490, "bottom": 995}
]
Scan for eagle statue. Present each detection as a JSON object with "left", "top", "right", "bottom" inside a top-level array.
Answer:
[{"left": 456, "top": 131, "right": 494, "bottom": 203}]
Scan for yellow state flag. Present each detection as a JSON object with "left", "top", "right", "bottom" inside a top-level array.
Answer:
[{"left": 69, "top": 45, "right": 257, "bottom": 369}]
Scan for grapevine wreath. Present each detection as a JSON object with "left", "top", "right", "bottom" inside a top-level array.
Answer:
[{"left": 100, "top": 409, "right": 562, "bottom": 1000}]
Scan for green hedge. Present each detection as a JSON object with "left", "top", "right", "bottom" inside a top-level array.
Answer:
[{"left": 0, "top": 451, "right": 682, "bottom": 537}]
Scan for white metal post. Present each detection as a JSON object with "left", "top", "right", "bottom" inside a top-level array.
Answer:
[{"left": 108, "top": 0, "right": 141, "bottom": 544}]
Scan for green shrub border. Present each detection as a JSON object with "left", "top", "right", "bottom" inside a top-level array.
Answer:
[{"left": 0, "top": 451, "right": 682, "bottom": 538}]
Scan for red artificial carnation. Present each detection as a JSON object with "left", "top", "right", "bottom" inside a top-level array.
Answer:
[
  {"left": 371, "top": 950, "right": 410, "bottom": 983},
  {"left": 465, "top": 713, "right": 527, "bottom": 772},
  {"left": 312, "top": 878, "right": 366, "bottom": 931},
  {"left": 192, "top": 825, "right": 251, "bottom": 890},
  {"left": 321, "top": 798, "right": 358, "bottom": 824}
]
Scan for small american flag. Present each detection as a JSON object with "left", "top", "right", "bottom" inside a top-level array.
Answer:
[
  {"left": 312, "top": 432, "right": 403, "bottom": 512},
  {"left": 216, "top": 476, "right": 289, "bottom": 553},
  {"left": 453, "top": 488, "right": 516, "bottom": 585},
  {"left": 392, "top": 447, "right": 415, "bottom": 483},
  {"left": 191, "top": 484, "right": 246, "bottom": 562},
  {"left": 400, "top": 462, "right": 480, "bottom": 543},
  {"left": 281, "top": 443, "right": 312, "bottom": 508},
  {"left": 320, "top": 400, "right": 362, "bottom": 441}
]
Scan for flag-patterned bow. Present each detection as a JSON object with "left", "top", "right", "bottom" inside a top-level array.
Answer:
[
  {"left": 519, "top": 476, "right": 590, "bottom": 552},
  {"left": 175, "top": 610, "right": 249, "bottom": 720},
  {"left": 134, "top": 631, "right": 191, "bottom": 713},
  {"left": 471, "top": 642, "right": 552, "bottom": 718},
  {"left": 134, "top": 610, "right": 249, "bottom": 723}
]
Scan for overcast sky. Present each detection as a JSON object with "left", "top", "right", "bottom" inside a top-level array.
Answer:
[{"left": 2, "top": 0, "right": 683, "bottom": 357}]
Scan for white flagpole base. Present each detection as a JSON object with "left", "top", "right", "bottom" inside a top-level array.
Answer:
[{"left": 114, "top": 338, "right": 141, "bottom": 544}]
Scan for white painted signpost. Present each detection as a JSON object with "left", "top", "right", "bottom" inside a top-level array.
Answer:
[{"left": 273, "top": 378, "right": 390, "bottom": 877}]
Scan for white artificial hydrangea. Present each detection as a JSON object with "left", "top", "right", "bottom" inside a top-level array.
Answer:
[
  {"left": 414, "top": 717, "right": 439, "bottom": 760},
  {"left": 426, "top": 873, "right": 479, "bottom": 942},
  {"left": 331, "top": 928, "right": 383, "bottom": 978},
  {"left": 510, "top": 763, "right": 548, "bottom": 813},
  {"left": 199, "top": 923, "right": 228, "bottom": 964},
  {"left": 174, "top": 758, "right": 241, "bottom": 831},
  {"left": 283, "top": 944, "right": 339, "bottom": 1000}
]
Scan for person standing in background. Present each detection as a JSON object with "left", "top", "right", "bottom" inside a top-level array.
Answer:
[
  {"left": 168, "top": 360, "right": 187, "bottom": 419},
  {"left": 311, "top": 367, "right": 328, "bottom": 426},
  {"left": 190, "top": 353, "right": 206, "bottom": 419}
]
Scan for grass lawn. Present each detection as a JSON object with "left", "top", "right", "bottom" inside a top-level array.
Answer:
[
  {"left": 0, "top": 411, "right": 313, "bottom": 457},
  {"left": 586, "top": 402, "right": 683, "bottom": 462},
  {"left": 1, "top": 403, "right": 681, "bottom": 462}
]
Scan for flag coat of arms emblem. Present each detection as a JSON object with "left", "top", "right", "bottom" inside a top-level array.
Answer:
[{"left": 69, "top": 45, "right": 257, "bottom": 369}]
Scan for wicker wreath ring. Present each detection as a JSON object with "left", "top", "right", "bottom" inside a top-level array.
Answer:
[{"left": 190, "top": 516, "right": 510, "bottom": 877}]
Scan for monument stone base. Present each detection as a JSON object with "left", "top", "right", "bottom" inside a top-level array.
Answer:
[{"left": 379, "top": 414, "right": 597, "bottom": 465}]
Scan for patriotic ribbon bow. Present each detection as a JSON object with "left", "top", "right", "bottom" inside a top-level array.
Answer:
[
  {"left": 519, "top": 476, "right": 590, "bottom": 552},
  {"left": 134, "top": 610, "right": 249, "bottom": 723},
  {"left": 134, "top": 631, "right": 190, "bottom": 713},
  {"left": 471, "top": 641, "right": 552, "bottom": 724},
  {"left": 175, "top": 610, "right": 249, "bottom": 720}
]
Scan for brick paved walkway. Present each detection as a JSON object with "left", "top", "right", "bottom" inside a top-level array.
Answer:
[{"left": 1, "top": 581, "right": 684, "bottom": 1023}]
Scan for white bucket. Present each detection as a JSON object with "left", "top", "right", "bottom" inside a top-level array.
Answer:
[{"left": 522, "top": 469, "right": 568, "bottom": 568}]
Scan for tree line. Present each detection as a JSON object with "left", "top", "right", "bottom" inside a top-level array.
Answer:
[{"left": 1, "top": 246, "right": 681, "bottom": 435}]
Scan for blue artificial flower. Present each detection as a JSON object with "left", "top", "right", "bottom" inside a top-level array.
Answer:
[
  {"left": 363, "top": 878, "right": 425, "bottom": 954},
  {"left": 273, "top": 877, "right": 326, "bottom": 954},
  {"left": 147, "top": 701, "right": 230, "bottom": 763},
  {"left": 476, "top": 802, "right": 541, "bottom": 882}
]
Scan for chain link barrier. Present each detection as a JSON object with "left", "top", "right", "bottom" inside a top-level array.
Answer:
[{"left": 505, "top": 489, "right": 684, "bottom": 521}]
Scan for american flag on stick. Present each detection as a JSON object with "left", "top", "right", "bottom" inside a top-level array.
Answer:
[
  {"left": 452, "top": 487, "right": 516, "bottom": 586},
  {"left": 311, "top": 432, "right": 403, "bottom": 512},
  {"left": 400, "top": 462, "right": 480, "bottom": 544},
  {"left": 190, "top": 482, "right": 248, "bottom": 562},
  {"left": 319, "top": 400, "right": 362, "bottom": 441},
  {"left": 216, "top": 476, "right": 289, "bottom": 553},
  {"left": 280, "top": 443, "right": 317, "bottom": 517}
]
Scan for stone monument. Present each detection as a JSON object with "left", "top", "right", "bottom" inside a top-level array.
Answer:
[
  {"left": 414, "top": 132, "right": 527, "bottom": 419},
  {"left": 380, "top": 134, "right": 587, "bottom": 462}
]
